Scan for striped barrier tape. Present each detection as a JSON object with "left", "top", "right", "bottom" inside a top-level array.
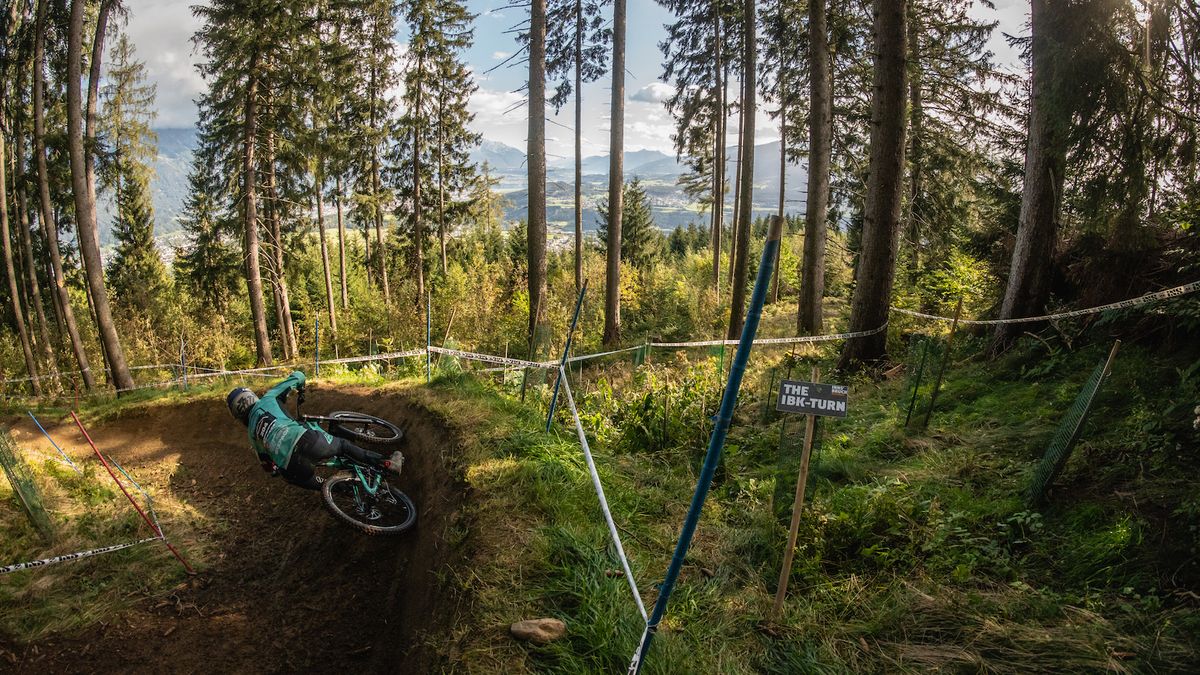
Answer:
[
  {"left": 320, "top": 349, "right": 426, "bottom": 366},
  {"left": 558, "top": 365, "right": 648, "bottom": 620},
  {"left": 566, "top": 345, "right": 644, "bottom": 363},
  {"left": 891, "top": 279, "right": 1200, "bottom": 326},
  {"left": 1, "top": 536, "right": 161, "bottom": 575},
  {"left": 428, "top": 346, "right": 555, "bottom": 370},
  {"left": 650, "top": 322, "right": 889, "bottom": 348}
]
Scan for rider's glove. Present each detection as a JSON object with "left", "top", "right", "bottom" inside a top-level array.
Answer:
[
  {"left": 297, "top": 387, "right": 306, "bottom": 406},
  {"left": 260, "top": 459, "right": 279, "bottom": 476}
]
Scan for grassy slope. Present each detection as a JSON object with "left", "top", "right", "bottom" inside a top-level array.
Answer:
[
  {"left": 427, "top": 333, "right": 1199, "bottom": 673},
  {"left": 2, "top": 337, "right": 1197, "bottom": 672}
]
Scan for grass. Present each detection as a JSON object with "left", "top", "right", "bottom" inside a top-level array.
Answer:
[
  {"left": 414, "top": 332, "right": 1200, "bottom": 673},
  {"left": 2, "top": 331, "right": 1197, "bottom": 672},
  {"left": 0, "top": 452, "right": 208, "bottom": 641}
]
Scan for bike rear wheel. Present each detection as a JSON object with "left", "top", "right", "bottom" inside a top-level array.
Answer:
[
  {"left": 322, "top": 473, "right": 417, "bottom": 535},
  {"left": 328, "top": 411, "right": 403, "bottom": 446}
]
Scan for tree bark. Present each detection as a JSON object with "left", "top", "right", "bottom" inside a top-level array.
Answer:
[
  {"left": 711, "top": 10, "right": 724, "bottom": 292},
  {"left": 602, "top": 0, "right": 626, "bottom": 346},
  {"left": 369, "top": 60, "right": 389, "bottom": 302},
  {"left": 241, "top": 55, "right": 273, "bottom": 366},
  {"left": 726, "top": 0, "right": 757, "bottom": 340},
  {"left": 315, "top": 167, "right": 337, "bottom": 340},
  {"left": 264, "top": 128, "right": 296, "bottom": 360},
  {"left": 34, "top": 0, "right": 95, "bottom": 392},
  {"left": 799, "top": 0, "right": 831, "bottom": 335},
  {"left": 573, "top": 0, "right": 584, "bottom": 294},
  {"left": 529, "top": 0, "right": 549, "bottom": 351},
  {"left": 412, "top": 54, "right": 426, "bottom": 306},
  {"left": 437, "top": 93, "right": 447, "bottom": 276},
  {"left": 992, "top": 0, "right": 1066, "bottom": 350},
  {"left": 336, "top": 175, "right": 348, "bottom": 309},
  {"left": 838, "top": 0, "right": 908, "bottom": 369},
  {"left": 770, "top": 89, "right": 785, "bottom": 304},
  {"left": 12, "top": 106, "right": 59, "bottom": 376},
  {"left": 0, "top": 115, "right": 42, "bottom": 395},
  {"left": 68, "top": 0, "right": 134, "bottom": 391},
  {"left": 727, "top": 83, "right": 743, "bottom": 290}
]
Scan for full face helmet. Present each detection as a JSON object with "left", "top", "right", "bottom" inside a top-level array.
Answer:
[{"left": 227, "top": 387, "right": 260, "bottom": 425}]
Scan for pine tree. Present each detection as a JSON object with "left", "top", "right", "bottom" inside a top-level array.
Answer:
[
  {"left": 100, "top": 32, "right": 168, "bottom": 318},
  {"left": 725, "top": 0, "right": 757, "bottom": 340},
  {"left": 67, "top": 0, "right": 134, "bottom": 390},
  {"left": 602, "top": 0, "right": 626, "bottom": 346},
  {"left": 175, "top": 145, "right": 241, "bottom": 314},
  {"left": 597, "top": 178, "right": 661, "bottom": 269},
  {"left": 839, "top": 0, "right": 908, "bottom": 369},
  {"left": 391, "top": 0, "right": 478, "bottom": 305}
]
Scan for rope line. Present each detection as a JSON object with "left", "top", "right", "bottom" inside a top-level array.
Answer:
[
  {"left": 559, "top": 365, "right": 648, "bottom": 620},
  {"left": 1, "top": 537, "right": 161, "bottom": 575},
  {"left": 891, "top": 279, "right": 1200, "bottom": 326}
]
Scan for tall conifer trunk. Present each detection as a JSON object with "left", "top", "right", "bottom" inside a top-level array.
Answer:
[
  {"left": 34, "top": 0, "right": 94, "bottom": 391},
  {"left": 315, "top": 166, "right": 337, "bottom": 340},
  {"left": 12, "top": 108, "right": 58, "bottom": 377},
  {"left": 993, "top": 0, "right": 1067, "bottom": 350},
  {"left": 530, "top": 0, "right": 549, "bottom": 350},
  {"left": 602, "top": 0, "right": 626, "bottom": 346},
  {"left": 68, "top": 0, "right": 133, "bottom": 391},
  {"left": 336, "top": 176, "right": 348, "bottom": 309},
  {"left": 573, "top": 0, "right": 584, "bottom": 294},
  {"left": 799, "top": 0, "right": 831, "bottom": 335},
  {"left": 838, "top": 0, "right": 908, "bottom": 369},
  {"left": 0, "top": 115, "right": 41, "bottom": 395},
  {"left": 727, "top": 0, "right": 757, "bottom": 339},
  {"left": 711, "top": 9, "right": 724, "bottom": 292},
  {"left": 241, "top": 55, "right": 273, "bottom": 366}
]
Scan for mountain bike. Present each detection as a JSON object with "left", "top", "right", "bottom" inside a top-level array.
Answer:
[{"left": 295, "top": 393, "right": 417, "bottom": 535}]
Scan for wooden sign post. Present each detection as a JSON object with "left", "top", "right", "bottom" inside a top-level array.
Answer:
[{"left": 770, "top": 365, "right": 849, "bottom": 620}]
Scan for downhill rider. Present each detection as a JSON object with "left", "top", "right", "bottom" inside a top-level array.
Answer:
[{"left": 227, "top": 371, "right": 403, "bottom": 490}]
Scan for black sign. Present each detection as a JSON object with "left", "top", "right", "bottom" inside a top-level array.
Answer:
[{"left": 776, "top": 380, "right": 849, "bottom": 418}]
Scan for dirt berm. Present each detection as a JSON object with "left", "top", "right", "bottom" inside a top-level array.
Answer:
[{"left": 3, "top": 384, "right": 469, "bottom": 674}]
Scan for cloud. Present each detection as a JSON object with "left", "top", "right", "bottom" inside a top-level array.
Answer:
[
  {"left": 630, "top": 82, "right": 674, "bottom": 104},
  {"left": 492, "top": 50, "right": 511, "bottom": 60},
  {"left": 123, "top": 0, "right": 205, "bottom": 127}
]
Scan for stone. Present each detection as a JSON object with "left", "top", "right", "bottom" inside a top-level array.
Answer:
[{"left": 509, "top": 618, "right": 567, "bottom": 644}]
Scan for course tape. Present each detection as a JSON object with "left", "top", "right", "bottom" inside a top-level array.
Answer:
[
  {"left": 1, "top": 536, "right": 160, "bottom": 575},
  {"left": 428, "top": 346, "right": 554, "bottom": 370},
  {"left": 559, "top": 366, "right": 648, "bottom": 621},
  {"left": 651, "top": 322, "right": 889, "bottom": 348},
  {"left": 566, "top": 345, "right": 644, "bottom": 363},
  {"left": 320, "top": 349, "right": 426, "bottom": 366},
  {"left": 891, "top": 279, "right": 1200, "bottom": 326}
]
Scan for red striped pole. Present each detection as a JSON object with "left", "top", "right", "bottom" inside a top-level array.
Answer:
[{"left": 70, "top": 411, "right": 196, "bottom": 575}]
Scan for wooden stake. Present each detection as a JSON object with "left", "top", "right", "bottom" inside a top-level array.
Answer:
[{"left": 771, "top": 365, "right": 819, "bottom": 620}]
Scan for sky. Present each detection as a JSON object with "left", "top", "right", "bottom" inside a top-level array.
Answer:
[{"left": 124, "top": 0, "right": 1029, "bottom": 156}]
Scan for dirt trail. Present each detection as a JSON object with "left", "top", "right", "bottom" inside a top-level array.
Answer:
[{"left": 2, "top": 385, "right": 465, "bottom": 674}]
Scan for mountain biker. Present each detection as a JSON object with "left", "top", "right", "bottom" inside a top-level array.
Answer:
[{"left": 226, "top": 371, "right": 403, "bottom": 490}]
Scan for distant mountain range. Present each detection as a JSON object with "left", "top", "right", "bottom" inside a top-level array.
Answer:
[{"left": 115, "top": 128, "right": 808, "bottom": 249}]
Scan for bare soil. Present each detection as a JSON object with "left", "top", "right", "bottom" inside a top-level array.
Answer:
[{"left": 0, "top": 385, "right": 467, "bottom": 674}]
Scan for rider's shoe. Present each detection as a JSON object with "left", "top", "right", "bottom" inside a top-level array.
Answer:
[{"left": 383, "top": 451, "right": 405, "bottom": 476}]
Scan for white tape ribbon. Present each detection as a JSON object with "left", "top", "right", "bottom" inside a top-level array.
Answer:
[
  {"left": 891, "top": 280, "right": 1200, "bottom": 326},
  {"left": 559, "top": 366, "right": 648, "bottom": 620},
  {"left": 1, "top": 537, "right": 161, "bottom": 575},
  {"left": 428, "top": 346, "right": 554, "bottom": 370},
  {"left": 650, "top": 322, "right": 888, "bottom": 348}
]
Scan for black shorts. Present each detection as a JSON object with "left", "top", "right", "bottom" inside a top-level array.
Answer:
[{"left": 278, "top": 430, "right": 380, "bottom": 490}]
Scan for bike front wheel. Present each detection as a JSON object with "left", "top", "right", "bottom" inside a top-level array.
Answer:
[
  {"left": 328, "top": 411, "right": 404, "bottom": 446},
  {"left": 322, "top": 473, "right": 417, "bottom": 535}
]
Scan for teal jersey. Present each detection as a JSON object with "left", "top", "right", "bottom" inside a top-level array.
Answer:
[{"left": 246, "top": 371, "right": 332, "bottom": 469}]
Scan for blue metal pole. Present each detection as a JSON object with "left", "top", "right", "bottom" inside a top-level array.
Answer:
[
  {"left": 546, "top": 279, "right": 588, "bottom": 432},
  {"left": 27, "top": 411, "right": 81, "bottom": 474},
  {"left": 628, "top": 215, "right": 785, "bottom": 675},
  {"left": 315, "top": 319, "right": 320, "bottom": 377},
  {"left": 426, "top": 291, "right": 432, "bottom": 383}
]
